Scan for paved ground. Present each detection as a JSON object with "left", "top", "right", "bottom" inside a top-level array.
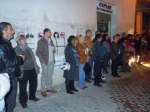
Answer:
[{"left": 14, "top": 63, "right": 150, "bottom": 112}]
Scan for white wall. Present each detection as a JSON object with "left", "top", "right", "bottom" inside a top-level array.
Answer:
[{"left": 0, "top": 0, "right": 136, "bottom": 89}]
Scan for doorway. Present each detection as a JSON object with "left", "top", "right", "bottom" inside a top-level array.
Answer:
[{"left": 97, "top": 12, "right": 111, "bottom": 35}]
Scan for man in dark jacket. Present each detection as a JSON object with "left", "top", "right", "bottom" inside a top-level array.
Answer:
[
  {"left": 92, "top": 34, "right": 103, "bottom": 87},
  {"left": 110, "top": 34, "right": 121, "bottom": 77},
  {"left": 119, "top": 38, "right": 130, "bottom": 72},
  {"left": 0, "top": 22, "right": 25, "bottom": 112}
]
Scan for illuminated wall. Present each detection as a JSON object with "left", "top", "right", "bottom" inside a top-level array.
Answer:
[{"left": 0, "top": 0, "right": 136, "bottom": 89}]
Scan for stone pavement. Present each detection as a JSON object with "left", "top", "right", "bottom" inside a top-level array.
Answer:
[{"left": 14, "top": 64, "right": 150, "bottom": 112}]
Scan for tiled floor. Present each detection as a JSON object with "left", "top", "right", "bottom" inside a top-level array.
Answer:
[
  {"left": 107, "top": 65, "right": 150, "bottom": 112},
  {"left": 14, "top": 64, "right": 150, "bottom": 112}
]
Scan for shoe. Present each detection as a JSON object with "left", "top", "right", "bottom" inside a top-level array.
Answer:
[
  {"left": 46, "top": 89, "right": 57, "bottom": 93},
  {"left": 29, "top": 97, "right": 39, "bottom": 102},
  {"left": 117, "top": 75, "right": 121, "bottom": 77},
  {"left": 85, "top": 80, "right": 91, "bottom": 83},
  {"left": 81, "top": 87, "right": 85, "bottom": 90},
  {"left": 90, "top": 78, "right": 94, "bottom": 80},
  {"left": 121, "top": 70, "right": 126, "bottom": 72},
  {"left": 72, "top": 88, "right": 78, "bottom": 92},
  {"left": 66, "top": 91, "right": 74, "bottom": 94},
  {"left": 101, "top": 76, "right": 106, "bottom": 81},
  {"left": 83, "top": 86, "right": 88, "bottom": 88},
  {"left": 101, "top": 80, "right": 106, "bottom": 83},
  {"left": 94, "top": 84, "right": 102, "bottom": 87},
  {"left": 113, "top": 75, "right": 121, "bottom": 78},
  {"left": 21, "top": 104, "right": 28, "bottom": 108},
  {"left": 104, "top": 71, "right": 109, "bottom": 74},
  {"left": 41, "top": 91, "right": 47, "bottom": 97},
  {"left": 127, "top": 70, "right": 131, "bottom": 72}
]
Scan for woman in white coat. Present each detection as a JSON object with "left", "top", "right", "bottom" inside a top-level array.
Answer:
[{"left": 0, "top": 61, "right": 10, "bottom": 112}]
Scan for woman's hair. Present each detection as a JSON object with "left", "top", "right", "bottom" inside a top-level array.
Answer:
[
  {"left": 93, "top": 34, "right": 102, "bottom": 43},
  {"left": 126, "top": 34, "right": 132, "bottom": 39},
  {"left": 76, "top": 34, "right": 83, "bottom": 43},
  {"left": 101, "top": 34, "right": 107, "bottom": 44},
  {"left": 95, "top": 31, "right": 100, "bottom": 35},
  {"left": 67, "top": 35, "right": 76, "bottom": 46}
]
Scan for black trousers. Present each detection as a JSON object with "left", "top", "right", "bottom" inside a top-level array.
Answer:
[
  {"left": 65, "top": 79, "right": 75, "bottom": 91},
  {"left": 5, "top": 77, "right": 18, "bottom": 112},
  {"left": 103, "top": 52, "right": 110, "bottom": 72},
  {"left": 111, "top": 59, "right": 118, "bottom": 76},
  {"left": 94, "top": 60, "right": 103, "bottom": 85},
  {"left": 18, "top": 69, "right": 37, "bottom": 104}
]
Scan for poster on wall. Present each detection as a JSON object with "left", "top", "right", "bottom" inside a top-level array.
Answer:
[
  {"left": 0, "top": 16, "right": 96, "bottom": 68},
  {"left": 96, "top": 0, "right": 113, "bottom": 14}
]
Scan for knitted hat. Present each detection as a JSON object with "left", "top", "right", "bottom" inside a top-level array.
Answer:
[{"left": 15, "top": 35, "right": 27, "bottom": 42}]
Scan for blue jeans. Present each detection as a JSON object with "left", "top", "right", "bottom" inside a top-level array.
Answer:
[
  {"left": 85, "top": 56, "right": 93, "bottom": 80},
  {"left": 78, "top": 63, "right": 85, "bottom": 87}
]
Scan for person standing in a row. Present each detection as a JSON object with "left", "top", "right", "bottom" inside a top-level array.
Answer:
[
  {"left": 64, "top": 35, "right": 79, "bottom": 94},
  {"left": 92, "top": 34, "right": 103, "bottom": 87},
  {"left": 101, "top": 34, "right": 110, "bottom": 74},
  {"left": 15, "top": 35, "right": 40, "bottom": 108},
  {"left": 111, "top": 34, "right": 121, "bottom": 77},
  {"left": 36, "top": 28, "right": 57, "bottom": 97},
  {"left": 0, "top": 60, "right": 10, "bottom": 112},
  {"left": 0, "top": 22, "right": 25, "bottom": 112},
  {"left": 84, "top": 29, "right": 94, "bottom": 82},
  {"left": 76, "top": 35, "right": 88, "bottom": 90}
]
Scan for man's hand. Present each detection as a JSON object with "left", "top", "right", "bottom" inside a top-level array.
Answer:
[
  {"left": 51, "top": 47, "right": 56, "bottom": 52},
  {"left": 20, "top": 55, "right": 26, "bottom": 61}
]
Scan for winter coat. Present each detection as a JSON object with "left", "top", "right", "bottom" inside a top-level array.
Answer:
[
  {"left": 0, "top": 37, "right": 23, "bottom": 78},
  {"left": 76, "top": 43, "right": 87, "bottom": 64},
  {"left": 92, "top": 41, "right": 103, "bottom": 61},
  {"left": 0, "top": 73, "right": 10, "bottom": 112},
  {"left": 63, "top": 45, "right": 79, "bottom": 81},
  {"left": 110, "top": 41, "right": 120, "bottom": 60},
  {"left": 14, "top": 45, "right": 40, "bottom": 79},
  {"left": 36, "top": 37, "right": 55, "bottom": 65}
]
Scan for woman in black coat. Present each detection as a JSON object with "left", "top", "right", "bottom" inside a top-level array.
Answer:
[{"left": 64, "top": 35, "right": 79, "bottom": 94}]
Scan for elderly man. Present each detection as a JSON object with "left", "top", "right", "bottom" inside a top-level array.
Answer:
[
  {"left": 36, "top": 28, "right": 57, "bottom": 97},
  {"left": 0, "top": 22, "right": 25, "bottom": 112},
  {"left": 14, "top": 35, "right": 40, "bottom": 108}
]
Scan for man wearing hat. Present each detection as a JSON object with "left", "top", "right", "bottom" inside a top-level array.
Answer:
[
  {"left": 14, "top": 35, "right": 40, "bottom": 108},
  {"left": 36, "top": 28, "right": 57, "bottom": 97}
]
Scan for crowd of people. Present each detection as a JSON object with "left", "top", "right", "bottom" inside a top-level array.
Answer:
[{"left": 0, "top": 22, "right": 149, "bottom": 112}]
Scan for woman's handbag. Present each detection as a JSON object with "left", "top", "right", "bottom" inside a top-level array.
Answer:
[
  {"left": 83, "top": 62, "right": 91, "bottom": 75},
  {"left": 60, "top": 62, "right": 70, "bottom": 70}
]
